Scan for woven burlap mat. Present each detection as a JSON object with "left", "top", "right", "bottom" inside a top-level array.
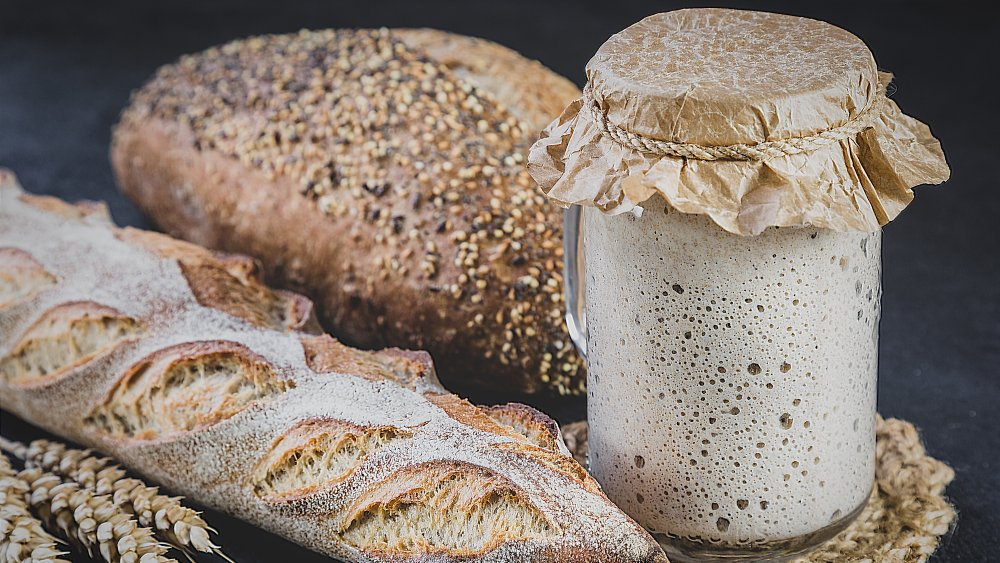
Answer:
[{"left": 561, "top": 415, "right": 956, "bottom": 562}]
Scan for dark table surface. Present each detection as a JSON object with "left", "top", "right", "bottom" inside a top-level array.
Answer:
[{"left": 2, "top": 1, "right": 998, "bottom": 561}]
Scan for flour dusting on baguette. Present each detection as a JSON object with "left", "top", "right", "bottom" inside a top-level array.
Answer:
[{"left": 0, "top": 171, "right": 665, "bottom": 562}]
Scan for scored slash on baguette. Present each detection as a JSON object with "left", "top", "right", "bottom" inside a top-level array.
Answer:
[
  {"left": 250, "top": 418, "right": 416, "bottom": 501},
  {"left": 0, "top": 248, "right": 57, "bottom": 309},
  {"left": 0, "top": 171, "right": 667, "bottom": 562},
  {"left": 86, "top": 340, "right": 294, "bottom": 441},
  {"left": 0, "top": 301, "right": 141, "bottom": 387}
]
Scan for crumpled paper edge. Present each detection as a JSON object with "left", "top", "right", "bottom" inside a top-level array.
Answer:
[{"left": 528, "top": 74, "right": 950, "bottom": 236}]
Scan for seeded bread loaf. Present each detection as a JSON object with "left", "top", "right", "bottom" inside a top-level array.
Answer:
[
  {"left": 0, "top": 173, "right": 665, "bottom": 563},
  {"left": 111, "top": 28, "right": 585, "bottom": 399}
]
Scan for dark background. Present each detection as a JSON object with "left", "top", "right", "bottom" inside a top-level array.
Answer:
[{"left": 1, "top": 1, "right": 997, "bottom": 561}]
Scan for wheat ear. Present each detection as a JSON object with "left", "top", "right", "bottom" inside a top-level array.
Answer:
[
  {"left": 0, "top": 453, "right": 70, "bottom": 562},
  {"left": 16, "top": 464, "right": 175, "bottom": 563},
  {"left": 1, "top": 438, "right": 226, "bottom": 560}
]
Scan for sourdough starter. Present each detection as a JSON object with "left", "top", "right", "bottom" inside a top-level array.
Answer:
[{"left": 584, "top": 202, "right": 880, "bottom": 546}]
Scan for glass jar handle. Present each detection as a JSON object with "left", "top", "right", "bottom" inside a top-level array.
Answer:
[{"left": 563, "top": 205, "right": 588, "bottom": 361}]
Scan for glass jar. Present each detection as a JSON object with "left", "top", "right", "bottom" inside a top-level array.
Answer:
[
  {"left": 565, "top": 201, "right": 880, "bottom": 560},
  {"left": 530, "top": 9, "right": 949, "bottom": 561}
]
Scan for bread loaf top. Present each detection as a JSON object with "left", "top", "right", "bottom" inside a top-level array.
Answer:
[
  {"left": 113, "top": 28, "right": 586, "bottom": 396},
  {"left": 0, "top": 171, "right": 664, "bottom": 563}
]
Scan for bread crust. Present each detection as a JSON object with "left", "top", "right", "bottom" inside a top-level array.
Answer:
[
  {"left": 111, "top": 28, "right": 585, "bottom": 398},
  {"left": 0, "top": 173, "right": 665, "bottom": 563},
  {"left": 391, "top": 29, "right": 581, "bottom": 133}
]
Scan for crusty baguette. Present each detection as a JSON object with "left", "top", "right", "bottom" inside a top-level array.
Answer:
[
  {"left": 111, "top": 28, "right": 585, "bottom": 399},
  {"left": 0, "top": 172, "right": 665, "bottom": 563}
]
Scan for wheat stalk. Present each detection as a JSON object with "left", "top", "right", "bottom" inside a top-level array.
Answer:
[
  {"left": 1, "top": 437, "right": 226, "bottom": 560},
  {"left": 16, "top": 464, "right": 175, "bottom": 563},
  {"left": 97, "top": 467, "right": 221, "bottom": 557},
  {"left": 0, "top": 453, "right": 70, "bottom": 562}
]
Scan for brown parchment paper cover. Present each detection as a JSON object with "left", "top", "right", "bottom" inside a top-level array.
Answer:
[{"left": 529, "top": 9, "right": 950, "bottom": 235}]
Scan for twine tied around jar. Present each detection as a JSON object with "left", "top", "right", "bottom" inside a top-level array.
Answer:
[{"left": 582, "top": 82, "right": 887, "bottom": 162}]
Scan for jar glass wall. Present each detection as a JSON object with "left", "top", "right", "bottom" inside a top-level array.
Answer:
[{"left": 569, "top": 201, "right": 880, "bottom": 561}]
